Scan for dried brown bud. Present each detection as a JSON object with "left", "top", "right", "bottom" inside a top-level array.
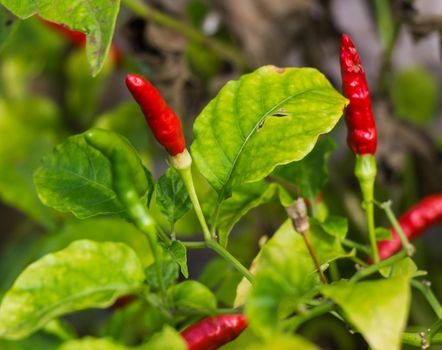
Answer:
[{"left": 286, "top": 198, "right": 309, "bottom": 234}]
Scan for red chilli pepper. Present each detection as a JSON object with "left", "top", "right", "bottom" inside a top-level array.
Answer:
[
  {"left": 340, "top": 34, "right": 377, "bottom": 155},
  {"left": 377, "top": 194, "right": 442, "bottom": 260},
  {"left": 125, "top": 74, "right": 186, "bottom": 157},
  {"left": 180, "top": 314, "right": 247, "bottom": 350}
]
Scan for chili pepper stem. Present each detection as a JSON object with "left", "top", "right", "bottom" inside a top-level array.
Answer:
[
  {"left": 172, "top": 150, "right": 212, "bottom": 241},
  {"left": 355, "top": 154, "right": 379, "bottom": 263},
  {"left": 376, "top": 200, "right": 415, "bottom": 257}
]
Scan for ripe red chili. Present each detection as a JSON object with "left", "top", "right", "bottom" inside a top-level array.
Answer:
[
  {"left": 180, "top": 314, "right": 247, "bottom": 350},
  {"left": 340, "top": 34, "right": 377, "bottom": 155},
  {"left": 377, "top": 194, "right": 442, "bottom": 260},
  {"left": 125, "top": 74, "right": 186, "bottom": 156}
]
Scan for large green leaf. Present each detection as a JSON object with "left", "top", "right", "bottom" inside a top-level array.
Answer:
[
  {"left": 34, "top": 132, "right": 153, "bottom": 219},
  {"left": 0, "top": 240, "right": 145, "bottom": 340},
  {"left": 0, "top": 0, "right": 120, "bottom": 75},
  {"left": 34, "top": 134, "right": 124, "bottom": 218},
  {"left": 323, "top": 259, "right": 414, "bottom": 350},
  {"left": 0, "top": 97, "right": 59, "bottom": 228},
  {"left": 244, "top": 220, "right": 350, "bottom": 336},
  {"left": 191, "top": 66, "right": 347, "bottom": 198}
]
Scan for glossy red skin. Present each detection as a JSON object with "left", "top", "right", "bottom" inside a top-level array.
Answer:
[
  {"left": 40, "top": 19, "right": 122, "bottom": 64},
  {"left": 340, "top": 34, "right": 377, "bottom": 155},
  {"left": 180, "top": 315, "right": 248, "bottom": 350},
  {"left": 377, "top": 194, "right": 442, "bottom": 260},
  {"left": 126, "top": 74, "right": 186, "bottom": 156}
]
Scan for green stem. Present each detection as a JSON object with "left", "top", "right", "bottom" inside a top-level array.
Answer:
[
  {"left": 403, "top": 331, "right": 442, "bottom": 348},
  {"left": 350, "top": 250, "right": 407, "bottom": 282},
  {"left": 355, "top": 155, "right": 379, "bottom": 263},
  {"left": 206, "top": 240, "right": 254, "bottom": 282},
  {"left": 411, "top": 280, "right": 442, "bottom": 319},
  {"left": 376, "top": 200, "right": 415, "bottom": 256},
  {"left": 429, "top": 318, "right": 442, "bottom": 341},
  {"left": 182, "top": 241, "right": 207, "bottom": 249},
  {"left": 342, "top": 239, "right": 371, "bottom": 256},
  {"left": 121, "top": 0, "right": 247, "bottom": 68},
  {"left": 365, "top": 200, "right": 378, "bottom": 262},
  {"left": 282, "top": 301, "right": 334, "bottom": 332},
  {"left": 178, "top": 166, "right": 212, "bottom": 241}
]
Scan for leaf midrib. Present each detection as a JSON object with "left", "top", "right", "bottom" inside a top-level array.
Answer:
[{"left": 217, "top": 88, "right": 316, "bottom": 200}]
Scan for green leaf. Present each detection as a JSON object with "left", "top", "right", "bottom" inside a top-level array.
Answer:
[
  {"left": 318, "top": 215, "right": 348, "bottom": 240},
  {"left": 167, "top": 241, "right": 188, "bottom": 278},
  {"left": 0, "top": 97, "right": 59, "bottom": 228},
  {"left": 245, "top": 334, "right": 320, "bottom": 350},
  {"left": 0, "top": 240, "right": 145, "bottom": 340},
  {"left": 375, "top": 227, "right": 392, "bottom": 241},
  {"left": 155, "top": 168, "right": 192, "bottom": 225},
  {"left": 205, "top": 181, "right": 279, "bottom": 246},
  {"left": 273, "top": 137, "right": 336, "bottom": 200},
  {"left": 245, "top": 220, "right": 350, "bottom": 336},
  {"left": 145, "top": 257, "right": 179, "bottom": 292},
  {"left": 168, "top": 281, "right": 217, "bottom": 315},
  {"left": 391, "top": 66, "right": 438, "bottom": 125},
  {"left": 191, "top": 66, "right": 347, "bottom": 198},
  {"left": 0, "top": 0, "right": 120, "bottom": 75},
  {"left": 34, "top": 134, "right": 124, "bottom": 218},
  {"left": 323, "top": 260, "right": 414, "bottom": 350},
  {"left": 34, "top": 132, "right": 153, "bottom": 219},
  {"left": 59, "top": 337, "right": 129, "bottom": 350}
]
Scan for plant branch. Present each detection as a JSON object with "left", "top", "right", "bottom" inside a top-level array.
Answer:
[
  {"left": 375, "top": 200, "right": 415, "bottom": 256},
  {"left": 350, "top": 250, "right": 407, "bottom": 282},
  {"left": 206, "top": 240, "right": 254, "bottom": 282},
  {"left": 411, "top": 279, "right": 442, "bottom": 319},
  {"left": 342, "top": 238, "right": 371, "bottom": 256},
  {"left": 122, "top": 0, "right": 247, "bottom": 68},
  {"left": 282, "top": 301, "right": 335, "bottom": 332},
  {"left": 182, "top": 241, "right": 207, "bottom": 249}
]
